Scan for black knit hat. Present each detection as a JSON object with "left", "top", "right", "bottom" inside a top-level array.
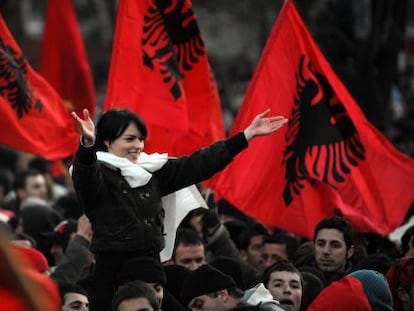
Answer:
[
  {"left": 117, "top": 256, "right": 167, "bottom": 286},
  {"left": 181, "top": 264, "right": 236, "bottom": 307}
]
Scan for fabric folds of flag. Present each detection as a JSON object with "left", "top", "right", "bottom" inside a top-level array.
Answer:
[
  {"left": 104, "top": 0, "right": 224, "bottom": 155},
  {"left": 0, "top": 14, "right": 78, "bottom": 160},
  {"left": 39, "top": 0, "right": 96, "bottom": 118},
  {"left": 211, "top": 0, "right": 414, "bottom": 238}
]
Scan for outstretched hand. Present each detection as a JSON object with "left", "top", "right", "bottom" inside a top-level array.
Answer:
[
  {"left": 71, "top": 109, "right": 95, "bottom": 144},
  {"left": 244, "top": 109, "right": 288, "bottom": 141}
]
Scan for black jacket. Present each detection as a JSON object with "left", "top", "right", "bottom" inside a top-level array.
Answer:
[{"left": 72, "top": 133, "right": 247, "bottom": 254}]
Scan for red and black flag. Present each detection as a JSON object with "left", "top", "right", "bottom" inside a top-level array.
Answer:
[
  {"left": 104, "top": 0, "right": 224, "bottom": 155},
  {"left": 211, "top": 0, "right": 414, "bottom": 238},
  {"left": 39, "top": 0, "right": 96, "bottom": 119},
  {"left": 0, "top": 13, "right": 78, "bottom": 160}
]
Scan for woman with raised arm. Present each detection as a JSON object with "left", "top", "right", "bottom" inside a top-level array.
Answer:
[{"left": 71, "top": 108, "right": 288, "bottom": 311}]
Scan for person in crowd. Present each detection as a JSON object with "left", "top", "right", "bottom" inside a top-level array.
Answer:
[
  {"left": 312, "top": 216, "right": 355, "bottom": 284},
  {"left": 400, "top": 225, "right": 414, "bottom": 257},
  {"left": 307, "top": 269, "right": 393, "bottom": 310},
  {"left": 262, "top": 260, "right": 303, "bottom": 311},
  {"left": 117, "top": 256, "right": 185, "bottom": 311},
  {"left": 298, "top": 271, "right": 324, "bottom": 311},
  {"left": 70, "top": 107, "right": 288, "bottom": 311},
  {"left": 3, "top": 169, "right": 48, "bottom": 212},
  {"left": 163, "top": 264, "right": 190, "bottom": 304},
  {"left": 386, "top": 256, "right": 414, "bottom": 311},
  {"left": 47, "top": 215, "right": 94, "bottom": 286},
  {"left": 60, "top": 282, "right": 89, "bottom": 311},
  {"left": 239, "top": 222, "right": 269, "bottom": 273},
  {"left": 171, "top": 228, "right": 206, "bottom": 271},
  {"left": 262, "top": 233, "right": 299, "bottom": 268},
  {"left": 182, "top": 264, "right": 281, "bottom": 311},
  {"left": 112, "top": 280, "right": 160, "bottom": 311}
]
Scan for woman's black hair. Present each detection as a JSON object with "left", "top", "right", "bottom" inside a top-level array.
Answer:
[{"left": 95, "top": 109, "right": 147, "bottom": 151}]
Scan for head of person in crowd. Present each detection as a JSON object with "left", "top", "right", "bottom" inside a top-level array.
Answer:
[
  {"left": 13, "top": 169, "right": 48, "bottom": 206},
  {"left": 53, "top": 193, "right": 84, "bottom": 220},
  {"left": 313, "top": 216, "right": 355, "bottom": 278},
  {"left": 42, "top": 219, "right": 78, "bottom": 265},
  {"left": 182, "top": 264, "right": 243, "bottom": 311},
  {"left": 298, "top": 271, "right": 324, "bottom": 311},
  {"left": 172, "top": 228, "right": 205, "bottom": 271},
  {"left": 117, "top": 256, "right": 166, "bottom": 307},
  {"left": 210, "top": 256, "right": 260, "bottom": 291},
  {"left": 307, "top": 270, "right": 386, "bottom": 311},
  {"left": 112, "top": 280, "right": 160, "bottom": 311},
  {"left": 239, "top": 222, "right": 268, "bottom": 271},
  {"left": 0, "top": 168, "right": 12, "bottom": 206},
  {"left": 163, "top": 264, "right": 190, "bottom": 304},
  {"left": 95, "top": 108, "right": 147, "bottom": 163},
  {"left": 348, "top": 269, "right": 393, "bottom": 311},
  {"left": 60, "top": 282, "right": 89, "bottom": 311},
  {"left": 262, "top": 232, "right": 299, "bottom": 268},
  {"left": 401, "top": 225, "right": 414, "bottom": 257},
  {"left": 353, "top": 252, "right": 392, "bottom": 275},
  {"left": 387, "top": 256, "right": 414, "bottom": 311},
  {"left": 262, "top": 260, "right": 302, "bottom": 311},
  {"left": 291, "top": 241, "right": 314, "bottom": 268},
  {"left": 216, "top": 199, "right": 248, "bottom": 224}
]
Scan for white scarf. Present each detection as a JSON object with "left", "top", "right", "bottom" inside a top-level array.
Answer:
[{"left": 95, "top": 151, "right": 207, "bottom": 262}]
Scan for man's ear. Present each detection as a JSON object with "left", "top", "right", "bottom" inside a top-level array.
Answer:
[
  {"left": 104, "top": 140, "right": 110, "bottom": 149},
  {"left": 218, "top": 289, "right": 229, "bottom": 303},
  {"left": 240, "top": 249, "right": 248, "bottom": 261},
  {"left": 397, "top": 287, "right": 410, "bottom": 303},
  {"left": 346, "top": 245, "right": 355, "bottom": 259}
]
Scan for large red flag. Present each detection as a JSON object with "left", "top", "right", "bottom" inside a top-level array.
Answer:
[
  {"left": 0, "top": 14, "right": 78, "bottom": 160},
  {"left": 39, "top": 0, "right": 96, "bottom": 118},
  {"left": 104, "top": 0, "right": 224, "bottom": 155},
  {"left": 211, "top": 0, "right": 414, "bottom": 238}
]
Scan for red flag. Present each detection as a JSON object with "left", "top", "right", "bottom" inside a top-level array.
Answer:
[
  {"left": 39, "top": 0, "right": 96, "bottom": 118},
  {"left": 0, "top": 14, "right": 78, "bottom": 160},
  {"left": 211, "top": 0, "right": 414, "bottom": 238},
  {"left": 104, "top": 0, "right": 224, "bottom": 155}
]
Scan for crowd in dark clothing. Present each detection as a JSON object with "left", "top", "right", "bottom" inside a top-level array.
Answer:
[{"left": 1, "top": 112, "right": 414, "bottom": 311}]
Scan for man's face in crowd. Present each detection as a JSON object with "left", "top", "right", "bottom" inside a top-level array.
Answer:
[
  {"left": 243, "top": 234, "right": 265, "bottom": 269},
  {"left": 266, "top": 271, "right": 302, "bottom": 311},
  {"left": 262, "top": 242, "right": 288, "bottom": 269},
  {"left": 117, "top": 297, "right": 155, "bottom": 311},
  {"left": 22, "top": 174, "right": 47, "bottom": 201},
  {"left": 173, "top": 244, "right": 205, "bottom": 271},
  {"left": 314, "top": 228, "right": 353, "bottom": 273},
  {"left": 61, "top": 292, "right": 89, "bottom": 311}
]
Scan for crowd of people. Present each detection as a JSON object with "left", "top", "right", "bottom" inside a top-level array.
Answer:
[{"left": 0, "top": 108, "right": 414, "bottom": 311}]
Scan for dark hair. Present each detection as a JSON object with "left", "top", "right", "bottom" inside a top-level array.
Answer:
[
  {"left": 314, "top": 216, "right": 355, "bottom": 249},
  {"left": 12, "top": 169, "right": 43, "bottom": 191},
  {"left": 95, "top": 109, "right": 147, "bottom": 152},
  {"left": 238, "top": 222, "right": 268, "bottom": 251},
  {"left": 112, "top": 280, "right": 159, "bottom": 311},
  {"left": 59, "top": 282, "right": 88, "bottom": 304},
  {"left": 172, "top": 228, "right": 204, "bottom": 260},
  {"left": 401, "top": 225, "right": 414, "bottom": 256},
  {"left": 263, "top": 232, "right": 299, "bottom": 260},
  {"left": 262, "top": 260, "right": 302, "bottom": 288}
]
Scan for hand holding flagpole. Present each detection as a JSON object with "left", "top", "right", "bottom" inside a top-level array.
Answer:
[{"left": 243, "top": 109, "right": 288, "bottom": 141}]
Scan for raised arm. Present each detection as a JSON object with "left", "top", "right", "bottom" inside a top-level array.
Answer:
[
  {"left": 243, "top": 109, "right": 288, "bottom": 141},
  {"left": 71, "top": 109, "right": 96, "bottom": 146}
]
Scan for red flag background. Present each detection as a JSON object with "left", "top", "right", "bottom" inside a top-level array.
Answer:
[
  {"left": 39, "top": 0, "right": 96, "bottom": 119},
  {"left": 104, "top": 0, "right": 224, "bottom": 155},
  {"left": 0, "top": 14, "right": 78, "bottom": 160},
  {"left": 211, "top": 0, "right": 414, "bottom": 238}
]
